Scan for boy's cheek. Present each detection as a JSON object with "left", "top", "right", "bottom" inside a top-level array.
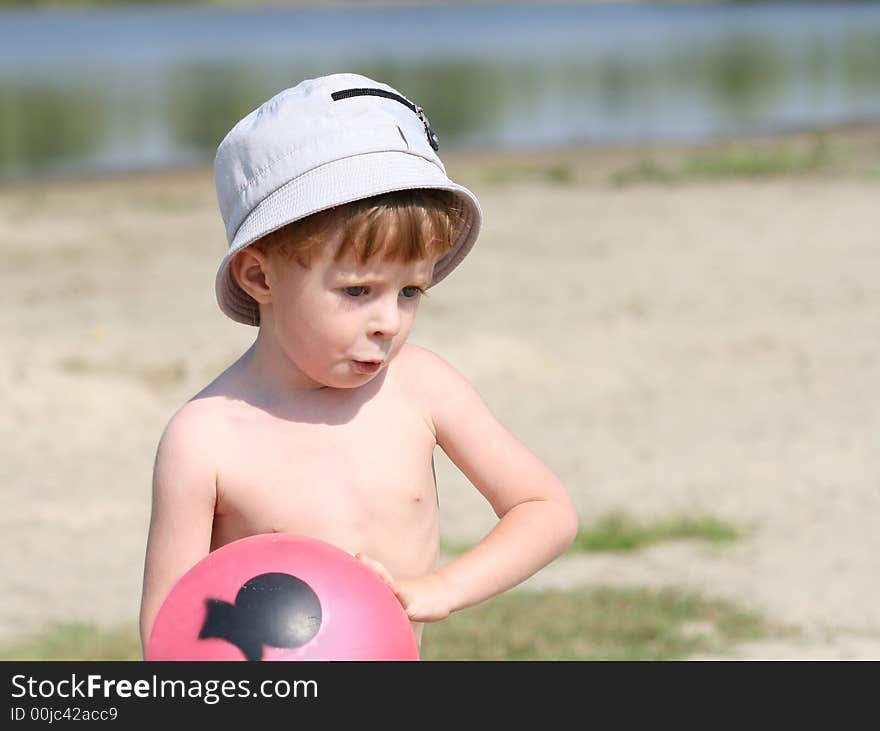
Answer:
[{"left": 389, "top": 329, "right": 415, "bottom": 358}]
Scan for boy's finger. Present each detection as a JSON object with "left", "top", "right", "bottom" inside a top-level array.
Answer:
[{"left": 355, "top": 553, "right": 396, "bottom": 585}]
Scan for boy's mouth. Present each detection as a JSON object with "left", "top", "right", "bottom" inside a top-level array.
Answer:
[{"left": 352, "top": 359, "right": 383, "bottom": 375}]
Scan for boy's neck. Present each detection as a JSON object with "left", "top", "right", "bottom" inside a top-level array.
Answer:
[
  {"left": 214, "top": 334, "right": 387, "bottom": 424},
  {"left": 240, "top": 331, "right": 330, "bottom": 395}
]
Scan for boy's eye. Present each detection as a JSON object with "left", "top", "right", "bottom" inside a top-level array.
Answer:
[
  {"left": 401, "top": 286, "right": 424, "bottom": 299},
  {"left": 344, "top": 286, "right": 368, "bottom": 297}
]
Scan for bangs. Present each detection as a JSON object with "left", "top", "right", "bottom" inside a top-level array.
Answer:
[
  {"left": 335, "top": 189, "right": 460, "bottom": 266},
  {"left": 253, "top": 189, "right": 461, "bottom": 270}
]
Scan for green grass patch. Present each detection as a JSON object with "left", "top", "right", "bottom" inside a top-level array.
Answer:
[
  {"left": 611, "top": 133, "right": 845, "bottom": 185},
  {"left": 571, "top": 512, "right": 741, "bottom": 554},
  {"left": 0, "top": 622, "right": 142, "bottom": 661},
  {"left": 0, "top": 586, "right": 784, "bottom": 661},
  {"left": 423, "top": 586, "right": 780, "bottom": 660},
  {"left": 442, "top": 512, "right": 740, "bottom": 557}
]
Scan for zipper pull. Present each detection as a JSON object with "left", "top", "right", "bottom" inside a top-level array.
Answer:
[{"left": 416, "top": 106, "right": 440, "bottom": 151}]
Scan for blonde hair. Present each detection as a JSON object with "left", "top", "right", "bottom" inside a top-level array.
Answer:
[{"left": 253, "top": 189, "right": 461, "bottom": 270}]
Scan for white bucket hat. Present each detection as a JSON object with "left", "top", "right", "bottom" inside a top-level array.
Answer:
[{"left": 214, "top": 72, "right": 482, "bottom": 325}]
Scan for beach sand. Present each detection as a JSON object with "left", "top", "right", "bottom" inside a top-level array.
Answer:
[{"left": 2, "top": 135, "right": 878, "bottom": 658}]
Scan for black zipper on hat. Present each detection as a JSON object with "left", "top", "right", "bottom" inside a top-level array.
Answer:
[{"left": 331, "top": 87, "right": 440, "bottom": 151}]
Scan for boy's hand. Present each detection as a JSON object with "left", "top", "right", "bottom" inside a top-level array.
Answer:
[{"left": 355, "top": 553, "right": 453, "bottom": 623}]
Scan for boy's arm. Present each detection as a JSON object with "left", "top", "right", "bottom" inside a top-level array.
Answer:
[
  {"left": 359, "top": 347, "right": 579, "bottom": 621},
  {"left": 138, "top": 406, "right": 218, "bottom": 655}
]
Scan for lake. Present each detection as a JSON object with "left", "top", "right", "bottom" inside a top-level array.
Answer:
[{"left": 2, "top": 2, "right": 880, "bottom": 179}]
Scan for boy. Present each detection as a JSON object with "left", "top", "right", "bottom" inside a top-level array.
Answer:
[{"left": 139, "top": 73, "right": 578, "bottom": 657}]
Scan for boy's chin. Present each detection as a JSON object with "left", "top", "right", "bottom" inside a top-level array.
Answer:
[{"left": 343, "top": 362, "right": 385, "bottom": 386}]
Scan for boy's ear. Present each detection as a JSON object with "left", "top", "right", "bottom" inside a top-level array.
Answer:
[{"left": 231, "top": 247, "right": 272, "bottom": 304}]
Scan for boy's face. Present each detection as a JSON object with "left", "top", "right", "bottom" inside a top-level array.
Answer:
[{"left": 262, "top": 231, "right": 434, "bottom": 390}]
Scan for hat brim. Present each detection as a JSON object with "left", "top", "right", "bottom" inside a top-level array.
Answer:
[{"left": 215, "top": 150, "right": 482, "bottom": 326}]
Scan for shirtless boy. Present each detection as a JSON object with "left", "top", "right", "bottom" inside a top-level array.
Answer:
[{"left": 139, "top": 73, "right": 578, "bottom": 657}]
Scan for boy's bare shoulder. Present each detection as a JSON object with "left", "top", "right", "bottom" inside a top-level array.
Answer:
[
  {"left": 164, "top": 395, "right": 229, "bottom": 435},
  {"left": 390, "top": 344, "right": 475, "bottom": 420},
  {"left": 166, "top": 361, "right": 263, "bottom": 436},
  {"left": 156, "top": 393, "right": 239, "bottom": 469},
  {"left": 394, "top": 342, "right": 496, "bottom": 432},
  {"left": 392, "top": 343, "right": 453, "bottom": 385}
]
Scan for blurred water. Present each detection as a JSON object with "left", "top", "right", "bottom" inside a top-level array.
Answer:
[{"left": 2, "top": 3, "right": 880, "bottom": 178}]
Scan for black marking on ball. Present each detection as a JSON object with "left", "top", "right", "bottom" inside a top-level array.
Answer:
[{"left": 198, "top": 572, "right": 322, "bottom": 661}]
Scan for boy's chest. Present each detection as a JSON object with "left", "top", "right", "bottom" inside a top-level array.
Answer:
[{"left": 211, "top": 393, "right": 438, "bottom": 550}]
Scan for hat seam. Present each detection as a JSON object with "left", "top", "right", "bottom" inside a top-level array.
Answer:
[{"left": 227, "top": 149, "right": 449, "bottom": 248}]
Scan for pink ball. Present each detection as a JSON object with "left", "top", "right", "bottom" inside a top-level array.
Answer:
[{"left": 146, "top": 534, "right": 419, "bottom": 661}]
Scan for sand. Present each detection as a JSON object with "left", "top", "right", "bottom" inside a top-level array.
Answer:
[{"left": 1, "top": 140, "right": 878, "bottom": 658}]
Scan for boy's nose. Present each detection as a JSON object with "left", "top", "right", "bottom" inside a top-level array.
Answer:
[{"left": 368, "top": 296, "right": 402, "bottom": 339}]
